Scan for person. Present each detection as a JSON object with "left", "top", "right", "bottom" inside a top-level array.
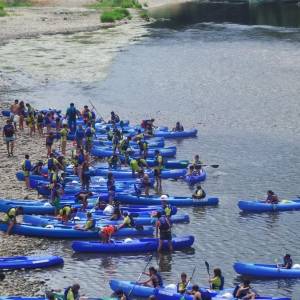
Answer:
[
  {"left": 1, "top": 206, "right": 23, "bottom": 235},
  {"left": 118, "top": 212, "right": 134, "bottom": 229},
  {"left": 27, "top": 112, "right": 36, "bottom": 137},
  {"left": 177, "top": 272, "right": 189, "bottom": 294},
  {"left": 209, "top": 268, "right": 224, "bottom": 290},
  {"left": 140, "top": 267, "right": 163, "bottom": 288},
  {"left": 25, "top": 103, "right": 34, "bottom": 115},
  {"left": 59, "top": 206, "right": 77, "bottom": 223},
  {"left": 50, "top": 183, "right": 61, "bottom": 215},
  {"left": 161, "top": 198, "right": 172, "bottom": 218},
  {"left": 32, "top": 160, "right": 44, "bottom": 175},
  {"left": 82, "top": 105, "right": 92, "bottom": 125},
  {"left": 36, "top": 112, "right": 44, "bottom": 135},
  {"left": 60, "top": 124, "right": 69, "bottom": 156},
  {"left": 172, "top": 121, "right": 184, "bottom": 132},
  {"left": 141, "top": 119, "right": 155, "bottom": 135},
  {"left": 110, "top": 201, "right": 122, "bottom": 220},
  {"left": 233, "top": 280, "right": 256, "bottom": 300},
  {"left": 108, "top": 154, "right": 121, "bottom": 169},
  {"left": 139, "top": 170, "right": 150, "bottom": 196},
  {"left": 81, "top": 161, "right": 91, "bottom": 191},
  {"left": 110, "top": 111, "right": 120, "bottom": 124},
  {"left": 46, "top": 132, "right": 55, "bottom": 157},
  {"left": 192, "top": 185, "right": 206, "bottom": 199},
  {"left": 75, "top": 212, "right": 96, "bottom": 231},
  {"left": 133, "top": 129, "right": 145, "bottom": 141},
  {"left": 154, "top": 150, "right": 163, "bottom": 190},
  {"left": 75, "top": 191, "right": 93, "bottom": 211},
  {"left": 190, "top": 285, "right": 203, "bottom": 300},
  {"left": 47, "top": 152, "right": 62, "bottom": 173},
  {"left": 22, "top": 154, "right": 32, "bottom": 189},
  {"left": 64, "top": 284, "right": 80, "bottom": 300},
  {"left": 156, "top": 211, "right": 173, "bottom": 252},
  {"left": 112, "top": 129, "right": 122, "bottom": 153},
  {"left": 3, "top": 119, "right": 15, "bottom": 157},
  {"left": 120, "top": 136, "right": 131, "bottom": 154},
  {"left": 10, "top": 99, "right": 19, "bottom": 131},
  {"left": 107, "top": 172, "right": 116, "bottom": 204},
  {"left": 192, "top": 155, "right": 203, "bottom": 168},
  {"left": 18, "top": 101, "right": 26, "bottom": 131},
  {"left": 266, "top": 190, "right": 279, "bottom": 204},
  {"left": 85, "top": 122, "right": 95, "bottom": 153},
  {"left": 137, "top": 139, "right": 148, "bottom": 158},
  {"left": 115, "top": 290, "right": 127, "bottom": 300},
  {"left": 278, "top": 254, "right": 293, "bottom": 269},
  {"left": 75, "top": 124, "right": 85, "bottom": 148},
  {"left": 100, "top": 225, "right": 117, "bottom": 243},
  {"left": 77, "top": 148, "right": 85, "bottom": 182},
  {"left": 130, "top": 158, "right": 140, "bottom": 177},
  {"left": 44, "top": 111, "right": 53, "bottom": 133},
  {"left": 66, "top": 103, "right": 78, "bottom": 132}
]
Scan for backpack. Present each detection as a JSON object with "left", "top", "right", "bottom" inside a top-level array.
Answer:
[{"left": 159, "top": 216, "right": 170, "bottom": 230}]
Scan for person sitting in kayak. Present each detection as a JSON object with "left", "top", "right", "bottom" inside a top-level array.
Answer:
[
  {"left": 115, "top": 289, "right": 127, "bottom": 300},
  {"left": 233, "top": 280, "right": 256, "bottom": 299},
  {"left": 265, "top": 190, "right": 279, "bottom": 204},
  {"left": 192, "top": 185, "right": 206, "bottom": 199},
  {"left": 177, "top": 272, "right": 189, "bottom": 294},
  {"left": 118, "top": 212, "right": 135, "bottom": 229},
  {"left": 1, "top": 206, "right": 23, "bottom": 235},
  {"left": 187, "top": 165, "right": 198, "bottom": 176},
  {"left": 100, "top": 225, "right": 117, "bottom": 243},
  {"left": 189, "top": 285, "right": 203, "bottom": 300},
  {"left": 194, "top": 164, "right": 202, "bottom": 175},
  {"left": 209, "top": 268, "right": 224, "bottom": 290},
  {"left": 74, "top": 212, "right": 95, "bottom": 231},
  {"left": 58, "top": 206, "right": 77, "bottom": 223},
  {"left": 278, "top": 254, "right": 293, "bottom": 269},
  {"left": 64, "top": 283, "right": 80, "bottom": 300},
  {"left": 140, "top": 266, "right": 163, "bottom": 288},
  {"left": 110, "top": 201, "right": 122, "bottom": 220},
  {"left": 193, "top": 154, "right": 203, "bottom": 167},
  {"left": 75, "top": 191, "right": 93, "bottom": 211},
  {"left": 172, "top": 121, "right": 184, "bottom": 132}
]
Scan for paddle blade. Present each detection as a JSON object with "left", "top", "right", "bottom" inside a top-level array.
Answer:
[
  {"left": 205, "top": 261, "right": 210, "bottom": 275},
  {"left": 210, "top": 164, "right": 219, "bottom": 168}
]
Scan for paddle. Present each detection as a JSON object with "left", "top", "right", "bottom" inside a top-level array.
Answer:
[
  {"left": 205, "top": 261, "right": 212, "bottom": 289},
  {"left": 201, "top": 164, "right": 219, "bottom": 168},
  {"left": 89, "top": 100, "right": 104, "bottom": 122},
  {"left": 183, "top": 266, "right": 196, "bottom": 295},
  {"left": 127, "top": 254, "right": 153, "bottom": 297}
]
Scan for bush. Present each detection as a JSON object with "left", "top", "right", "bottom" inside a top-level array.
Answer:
[
  {"left": 100, "top": 7, "right": 130, "bottom": 22},
  {"left": 4, "top": 0, "right": 31, "bottom": 7},
  {"left": 140, "top": 10, "right": 149, "bottom": 21},
  {"left": 91, "top": 0, "right": 141, "bottom": 9}
]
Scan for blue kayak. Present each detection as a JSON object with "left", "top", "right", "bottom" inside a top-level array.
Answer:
[
  {"left": 91, "top": 146, "right": 177, "bottom": 158},
  {"left": 72, "top": 236, "right": 194, "bottom": 253},
  {"left": 0, "top": 255, "right": 63, "bottom": 270},
  {"left": 153, "top": 129, "right": 197, "bottom": 138},
  {"left": 0, "top": 223, "right": 154, "bottom": 239},
  {"left": 23, "top": 213, "right": 188, "bottom": 227},
  {"left": 115, "top": 193, "right": 219, "bottom": 207},
  {"left": 238, "top": 199, "right": 300, "bottom": 213},
  {"left": 184, "top": 171, "right": 206, "bottom": 184},
  {"left": 234, "top": 262, "right": 300, "bottom": 279},
  {"left": 93, "top": 139, "right": 165, "bottom": 148}
]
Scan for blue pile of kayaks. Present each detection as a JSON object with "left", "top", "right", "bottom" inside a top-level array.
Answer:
[{"left": 0, "top": 108, "right": 292, "bottom": 300}]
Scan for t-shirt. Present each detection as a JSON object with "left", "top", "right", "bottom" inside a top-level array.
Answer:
[
  {"left": 211, "top": 276, "right": 222, "bottom": 290},
  {"left": 3, "top": 124, "right": 14, "bottom": 137}
]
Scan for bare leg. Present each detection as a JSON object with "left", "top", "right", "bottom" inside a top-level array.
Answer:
[{"left": 158, "top": 239, "right": 163, "bottom": 252}]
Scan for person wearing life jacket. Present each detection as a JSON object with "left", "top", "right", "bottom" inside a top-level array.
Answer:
[
  {"left": 64, "top": 284, "right": 80, "bottom": 300},
  {"left": 140, "top": 267, "right": 163, "bottom": 288},
  {"left": 154, "top": 150, "right": 163, "bottom": 190},
  {"left": 110, "top": 111, "right": 120, "bottom": 124},
  {"left": 59, "top": 206, "right": 77, "bottom": 223},
  {"left": 120, "top": 136, "right": 131, "bottom": 154},
  {"left": 100, "top": 225, "right": 117, "bottom": 243},
  {"left": 189, "top": 285, "right": 204, "bottom": 300},
  {"left": 118, "top": 212, "right": 135, "bottom": 229},
  {"left": 27, "top": 112, "right": 36, "bottom": 137},
  {"left": 141, "top": 119, "right": 155, "bottom": 136},
  {"left": 209, "top": 268, "right": 224, "bottom": 290},
  {"left": 138, "top": 170, "right": 150, "bottom": 196},
  {"left": 156, "top": 211, "right": 173, "bottom": 252},
  {"left": 75, "top": 191, "right": 93, "bottom": 211},
  {"left": 3, "top": 119, "right": 15, "bottom": 157},
  {"left": 278, "top": 254, "right": 293, "bottom": 269},
  {"left": 108, "top": 154, "right": 121, "bottom": 169},
  {"left": 130, "top": 158, "right": 140, "bottom": 177},
  {"left": 60, "top": 124, "right": 69, "bottom": 156},
  {"left": 133, "top": 129, "right": 145, "bottom": 142},
  {"left": 82, "top": 105, "right": 92, "bottom": 125},
  {"left": 32, "top": 160, "right": 44, "bottom": 175},
  {"left": 85, "top": 122, "right": 95, "bottom": 153},
  {"left": 233, "top": 280, "right": 256, "bottom": 299},
  {"left": 172, "top": 121, "right": 184, "bottom": 132},
  {"left": 112, "top": 129, "right": 122, "bottom": 153},
  {"left": 192, "top": 185, "right": 206, "bottom": 200},
  {"left": 22, "top": 154, "right": 32, "bottom": 189},
  {"left": 36, "top": 112, "right": 44, "bottom": 135},
  {"left": 137, "top": 139, "right": 148, "bottom": 158},
  {"left": 75, "top": 124, "right": 85, "bottom": 148},
  {"left": 177, "top": 272, "right": 189, "bottom": 294},
  {"left": 265, "top": 190, "right": 279, "bottom": 204},
  {"left": 47, "top": 152, "right": 61, "bottom": 173},
  {"left": 161, "top": 197, "right": 172, "bottom": 218},
  {"left": 66, "top": 103, "right": 78, "bottom": 133},
  {"left": 193, "top": 154, "right": 203, "bottom": 168},
  {"left": 75, "top": 212, "right": 96, "bottom": 231},
  {"left": 106, "top": 126, "right": 114, "bottom": 141},
  {"left": 1, "top": 206, "right": 23, "bottom": 235}
]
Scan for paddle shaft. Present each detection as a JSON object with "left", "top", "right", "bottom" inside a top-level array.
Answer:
[
  {"left": 128, "top": 254, "right": 153, "bottom": 297},
  {"left": 89, "top": 100, "right": 103, "bottom": 121}
]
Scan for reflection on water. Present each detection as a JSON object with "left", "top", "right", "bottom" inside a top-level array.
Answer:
[{"left": 150, "top": 1, "right": 300, "bottom": 28}]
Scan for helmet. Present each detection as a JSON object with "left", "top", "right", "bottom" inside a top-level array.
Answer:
[{"left": 160, "top": 195, "right": 169, "bottom": 200}]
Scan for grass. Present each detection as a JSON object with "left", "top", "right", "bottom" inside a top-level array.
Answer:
[
  {"left": 100, "top": 7, "right": 130, "bottom": 22},
  {"left": 2, "top": 0, "right": 31, "bottom": 7},
  {"left": 139, "top": 9, "right": 149, "bottom": 21},
  {"left": 90, "top": 0, "right": 142, "bottom": 9}
]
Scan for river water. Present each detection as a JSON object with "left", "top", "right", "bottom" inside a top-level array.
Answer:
[{"left": 1, "top": 1, "right": 300, "bottom": 299}]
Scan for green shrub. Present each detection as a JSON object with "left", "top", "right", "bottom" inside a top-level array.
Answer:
[
  {"left": 91, "top": 0, "right": 141, "bottom": 9},
  {"left": 100, "top": 7, "right": 130, "bottom": 22},
  {"left": 140, "top": 9, "right": 149, "bottom": 21},
  {"left": 4, "top": 0, "right": 31, "bottom": 7}
]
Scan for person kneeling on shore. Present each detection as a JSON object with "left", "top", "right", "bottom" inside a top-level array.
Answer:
[{"left": 1, "top": 206, "right": 23, "bottom": 235}]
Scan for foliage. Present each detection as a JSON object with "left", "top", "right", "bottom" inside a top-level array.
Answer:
[
  {"left": 100, "top": 7, "right": 130, "bottom": 22},
  {"left": 91, "top": 0, "right": 142, "bottom": 9}
]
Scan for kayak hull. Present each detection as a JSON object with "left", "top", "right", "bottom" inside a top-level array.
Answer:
[{"left": 238, "top": 200, "right": 300, "bottom": 213}]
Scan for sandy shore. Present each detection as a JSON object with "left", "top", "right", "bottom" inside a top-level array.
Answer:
[{"left": 0, "top": 101, "right": 56, "bottom": 295}]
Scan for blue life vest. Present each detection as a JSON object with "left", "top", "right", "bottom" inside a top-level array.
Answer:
[
  {"left": 24, "top": 160, "right": 32, "bottom": 171},
  {"left": 85, "top": 127, "right": 92, "bottom": 138}
]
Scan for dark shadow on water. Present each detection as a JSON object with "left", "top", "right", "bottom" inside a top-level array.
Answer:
[{"left": 149, "top": 1, "right": 300, "bottom": 29}]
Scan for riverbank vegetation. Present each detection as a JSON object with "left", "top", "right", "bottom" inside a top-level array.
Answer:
[
  {"left": 90, "top": 0, "right": 142, "bottom": 9},
  {"left": 0, "top": 0, "right": 31, "bottom": 16},
  {"left": 101, "top": 7, "right": 130, "bottom": 22}
]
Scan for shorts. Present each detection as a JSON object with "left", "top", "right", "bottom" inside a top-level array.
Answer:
[
  {"left": 160, "top": 230, "right": 172, "bottom": 241},
  {"left": 23, "top": 171, "right": 30, "bottom": 177},
  {"left": 5, "top": 136, "right": 15, "bottom": 143},
  {"left": 154, "top": 169, "right": 161, "bottom": 177}
]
